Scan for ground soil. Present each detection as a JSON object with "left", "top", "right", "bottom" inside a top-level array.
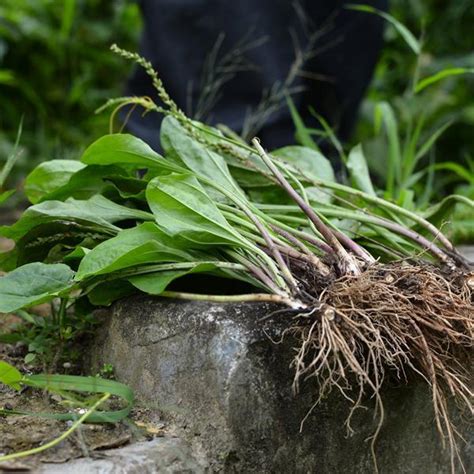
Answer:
[{"left": 0, "top": 313, "right": 168, "bottom": 471}]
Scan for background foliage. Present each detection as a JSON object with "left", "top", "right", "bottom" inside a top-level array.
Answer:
[
  {"left": 0, "top": 0, "right": 141, "bottom": 186},
  {"left": 356, "top": 0, "right": 474, "bottom": 198},
  {"left": 0, "top": 0, "right": 472, "bottom": 210}
]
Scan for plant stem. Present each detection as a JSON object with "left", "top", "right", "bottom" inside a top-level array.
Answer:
[
  {"left": 211, "top": 131, "right": 458, "bottom": 255},
  {"left": 240, "top": 206, "right": 299, "bottom": 291},
  {"left": 221, "top": 206, "right": 331, "bottom": 273},
  {"left": 314, "top": 208, "right": 452, "bottom": 264},
  {"left": 264, "top": 217, "right": 333, "bottom": 254},
  {"left": 308, "top": 176, "right": 456, "bottom": 252},
  {"left": 190, "top": 114, "right": 460, "bottom": 258},
  {"left": 331, "top": 229, "right": 377, "bottom": 263},
  {"left": 58, "top": 297, "right": 68, "bottom": 340},
  {"left": 205, "top": 179, "right": 295, "bottom": 293},
  {"left": 252, "top": 138, "right": 361, "bottom": 275},
  {"left": 160, "top": 291, "right": 305, "bottom": 309},
  {"left": 269, "top": 224, "right": 331, "bottom": 275},
  {"left": 270, "top": 209, "right": 452, "bottom": 265},
  {"left": 0, "top": 393, "right": 111, "bottom": 462},
  {"left": 226, "top": 249, "right": 283, "bottom": 294}
]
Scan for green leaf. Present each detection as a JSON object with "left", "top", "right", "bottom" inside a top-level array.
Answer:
[
  {"left": 87, "top": 280, "right": 136, "bottom": 306},
  {"left": 20, "top": 374, "right": 134, "bottom": 423},
  {"left": 374, "top": 101, "right": 402, "bottom": 197},
  {"left": 0, "top": 361, "right": 23, "bottom": 390},
  {"left": 24, "top": 160, "right": 86, "bottom": 204},
  {"left": 81, "top": 133, "right": 182, "bottom": 173},
  {"left": 430, "top": 162, "right": 474, "bottom": 184},
  {"left": 0, "top": 117, "right": 23, "bottom": 188},
  {"left": 273, "top": 146, "right": 335, "bottom": 182},
  {"left": 0, "top": 69, "right": 15, "bottom": 86},
  {"left": 421, "top": 195, "right": 473, "bottom": 229},
  {"left": 63, "top": 246, "right": 90, "bottom": 263},
  {"left": 414, "top": 68, "right": 474, "bottom": 94},
  {"left": 308, "top": 108, "right": 346, "bottom": 162},
  {"left": 24, "top": 353, "right": 36, "bottom": 364},
  {"left": 346, "top": 144, "right": 376, "bottom": 196},
  {"left": 346, "top": 4, "right": 421, "bottom": 55},
  {"left": 11, "top": 221, "right": 103, "bottom": 268},
  {"left": 0, "top": 263, "right": 74, "bottom": 313},
  {"left": 147, "top": 173, "right": 247, "bottom": 247},
  {"left": 39, "top": 165, "right": 128, "bottom": 202},
  {"left": 273, "top": 145, "right": 335, "bottom": 203},
  {"left": 0, "top": 190, "right": 15, "bottom": 205},
  {"left": 0, "top": 195, "right": 152, "bottom": 241},
  {"left": 76, "top": 222, "right": 194, "bottom": 280},
  {"left": 161, "top": 116, "right": 243, "bottom": 197},
  {"left": 103, "top": 175, "right": 147, "bottom": 199},
  {"left": 415, "top": 121, "right": 453, "bottom": 162},
  {"left": 286, "top": 96, "right": 319, "bottom": 150},
  {"left": 128, "top": 262, "right": 218, "bottom": 294}
]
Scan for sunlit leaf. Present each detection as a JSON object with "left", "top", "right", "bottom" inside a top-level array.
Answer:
[
  {"left": 24, "top": 160, "right": 86, "bottom": 204},
  {"left": 147, "top": 173, "right": 248, "bottom": 247},
  {"left": 81, "top": 133, "right": 183, "bottom": 173},
  {"left": 0, "top": 361, "right": 23, "bottom": 391},
  {"left": 415, "top": 68, "right": 474, "bottom": 94},
  {"left": 76, "top": 222, "right": 194, "bottom": 280}
]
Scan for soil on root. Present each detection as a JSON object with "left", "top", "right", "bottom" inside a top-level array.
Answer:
[{"left": 289, "top": 261, "right": 473, "bottom": 472}]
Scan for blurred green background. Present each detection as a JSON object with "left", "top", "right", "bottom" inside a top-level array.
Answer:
[
  {"left": 356, "top": 0, "right": 474, "bottom": 200},
  {"left": 0, "top": 0, "right": 472, "bottom": 214},
  {"left": 0, "top": 0, "right": 141, "bottom": 185}
]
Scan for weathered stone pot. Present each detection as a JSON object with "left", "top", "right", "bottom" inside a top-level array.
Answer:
[{"left": 90, "top": 297, "right": 473, "bottom": 473}]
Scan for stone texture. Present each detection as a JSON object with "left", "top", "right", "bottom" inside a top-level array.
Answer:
[
  {"left": 37, "top": 438, "right": 205, "bottom": 473},
  {"left": 458, "top": 245, "right": 474, "bottom": 263},
  {"left": 90, "top": 297, "right": 473, "bottom": 473}
]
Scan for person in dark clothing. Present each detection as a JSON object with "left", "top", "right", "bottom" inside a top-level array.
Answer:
[{"left": 125, "top": 0, "right": 387, "bottom": 151}]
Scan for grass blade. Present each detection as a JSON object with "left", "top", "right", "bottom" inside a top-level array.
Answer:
[
  {"left": 0, "top": 118, "right": 23, "bottom": 189},
  {"left": 346, "top": 4, "right": 421, "bottom": 55},
  {"left": 414, "top": 68, "right": 474, "bottom": 94}
]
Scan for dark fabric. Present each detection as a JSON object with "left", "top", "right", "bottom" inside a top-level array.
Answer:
[{"left": 125, "top": 0, "right": 388, "bottom": 150}]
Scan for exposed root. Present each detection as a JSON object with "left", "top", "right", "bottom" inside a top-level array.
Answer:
[{"left": 288, "top": 261, "right": 473, "bottom": 473}]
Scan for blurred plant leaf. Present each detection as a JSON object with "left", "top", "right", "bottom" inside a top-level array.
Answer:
[
  {"left": 415, "top": 68, "right": 474, "bottom": 94},
  {"left": 347, "top": 4, "right": 421, "bottom": 55},
  {"left": 346, "top": 144, "right": 376, "bottom": 196},
  {"left": 0, "top": 361, "right": 22, "bottom": 391},
  {"left": 0, "top": 262, "right": 74, "bottom": 313},
  {"left": 286, "top": 96, "right": 319, "bottom": 150}
]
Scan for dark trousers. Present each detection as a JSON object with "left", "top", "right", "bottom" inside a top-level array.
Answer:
[{"left": 126, "top": 0, "right": 387, "bottom": 151}]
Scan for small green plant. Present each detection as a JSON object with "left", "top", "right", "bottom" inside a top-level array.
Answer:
[
  {"left": 97, "top": 363, "right": 115, "bottom": 379},
  {"left": 0, "top": 302, "right": 98, "bottom": 367},
  {"left": 0, "top": 360, "right": 133, "bottom": 461},
  {"left": 0, "top": 120, "right": 22, "bottom": 205}
]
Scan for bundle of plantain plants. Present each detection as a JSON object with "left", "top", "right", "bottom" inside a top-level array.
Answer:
[{"left": 0, "top": 46, "right": 472, "bottom": 470}]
